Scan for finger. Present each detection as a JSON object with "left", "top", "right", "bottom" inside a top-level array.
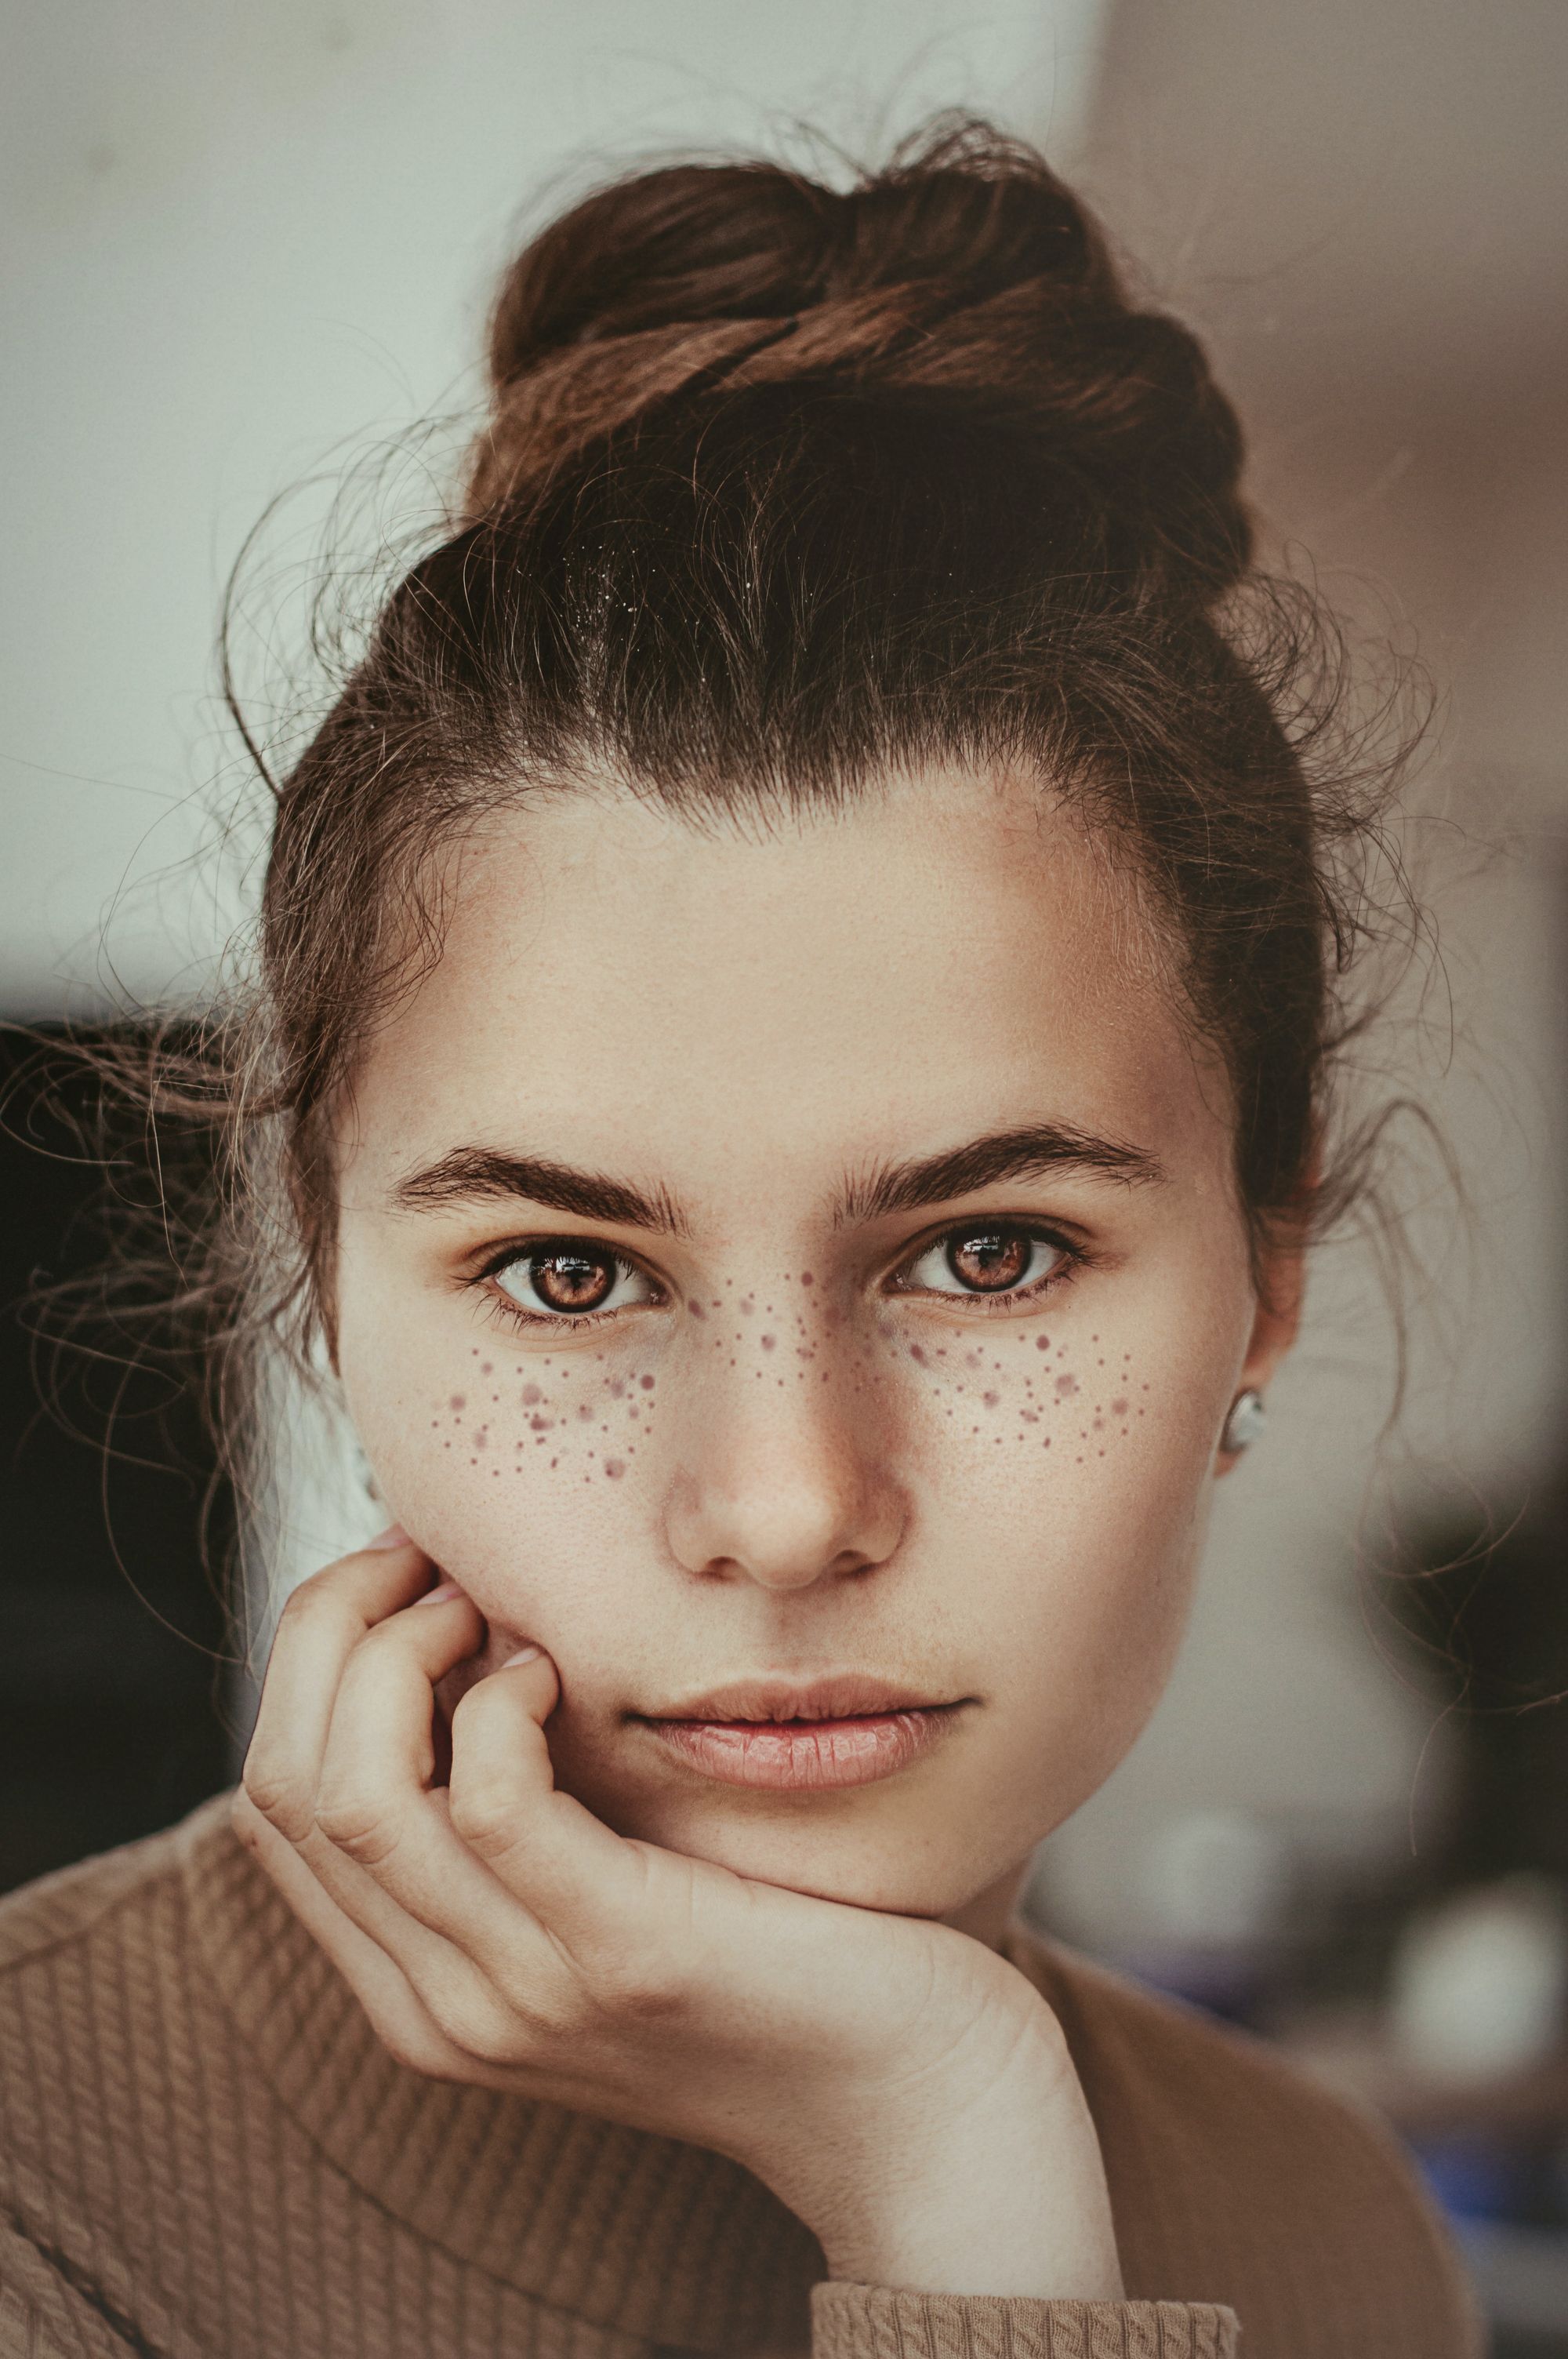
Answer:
[
  {"left": 447, "top": 1648, "right": 644, "bottom": 1950},
  {"left": 230, "top": 1787, "right": 485, "bottom": 2083},
  {"left": 313, "top": 1586, "right": 558, "bottom": 1958},
  {"left": 317, "top": 1577, "right": 485, "bottom": 1843},
  {"left": 241, "top": 1534, "right": 436, "bottom": 1843}
]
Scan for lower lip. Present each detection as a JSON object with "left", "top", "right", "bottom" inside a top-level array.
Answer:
[{"left": 637, "top": 1706, "right": 961, "bottom": 1790}]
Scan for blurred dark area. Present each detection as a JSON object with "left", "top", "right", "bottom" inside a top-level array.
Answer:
[
  {"left": 1390, "top": 1488, "right": 1568, "bottom": 1888},
  {"left": 0, "top": 1023, "right": 234, "bottom": 1894}
]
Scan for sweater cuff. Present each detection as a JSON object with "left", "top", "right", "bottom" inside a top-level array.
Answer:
[{"left": 810, "top": 2283, "right": 1240, "bottom": 2358}]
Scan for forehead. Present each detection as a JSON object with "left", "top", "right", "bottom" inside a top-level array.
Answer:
[{"left": 339, "top": 769, "right": 1228, "bottom": 1198}]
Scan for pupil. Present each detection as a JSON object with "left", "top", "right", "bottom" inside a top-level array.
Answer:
[
  {"left": 948, "top": 1228, "right": 1030, "bottom": 1292},
  {"left": 532, "top": 1248, "right": 612, "bottom": 1311}
]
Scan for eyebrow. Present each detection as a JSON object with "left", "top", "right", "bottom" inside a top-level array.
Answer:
[{"left": 387, "top": 1122, "right": 1166, "bottom": 1234}]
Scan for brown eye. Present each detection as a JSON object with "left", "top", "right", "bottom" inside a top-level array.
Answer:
[
  {"left": 896, "top": 1223, "right": 1069, "bottom": 1306},
  {"left": 485, "top": 1236, "right": 651, "bottom": 1330},
  {"left": 946, "top": 1227, "right": 1032, "bottom": 1292},
  {"left": 534, "top": 1249, "right": 612, "bottom": 1310}
]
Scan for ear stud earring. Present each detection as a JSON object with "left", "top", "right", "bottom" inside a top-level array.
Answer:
[{"left": 1221, "top": 1387, "right": 1268, "bottom": 1454}]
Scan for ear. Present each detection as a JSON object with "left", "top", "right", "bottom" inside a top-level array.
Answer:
[{"left": 1214, "top": 1151, "right": 1317, "bottom": 1477}]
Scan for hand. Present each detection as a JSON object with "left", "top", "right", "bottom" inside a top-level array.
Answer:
[{"left": 235, "top": 1534, "right": 1123, "bottom": 2299}]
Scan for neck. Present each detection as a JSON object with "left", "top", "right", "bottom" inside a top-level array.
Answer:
[{"left": 942, "top": 1857, "right": 1032, "bottom": 1949}]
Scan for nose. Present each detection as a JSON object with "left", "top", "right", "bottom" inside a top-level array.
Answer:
[{"left": 662, "top": 1334, "right": 907, "bottom": 1592}]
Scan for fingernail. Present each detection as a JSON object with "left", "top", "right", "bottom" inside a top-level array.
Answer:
[
  {"left": 366, "top": 1523, "right": 412, "bottom": 1550},
  {"left": 416, "top": 1579, "right": 463, "bottom": 1608},
  {"left": 501, "top": 1645, "right": 542, "bottom": 1668}
]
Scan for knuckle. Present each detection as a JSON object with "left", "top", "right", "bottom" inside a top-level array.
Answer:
[
  {"left": 367, "top": 2002, "right": 466, "bottom": 2081},
  {"left": 313, "top": 1789, "right": 401, "bottom": 1868},
  {"left": 422, "top": 1976, "right": 528, "bottom": 2066},
  {"left": 577, "top": 1938, "right": 689, "bottom": 2025},
  {"left": 240, "top": 1753, "right": 314, "bottom": 1844},
  {"left": 447, "top": 1776, "right": 519, "bottom": 1859},
  {"left": 276, "top": 1572, "right": 337, "bottom": 1631}
]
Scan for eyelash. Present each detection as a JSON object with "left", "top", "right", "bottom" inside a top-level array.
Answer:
[{"left": 469, "top": 1223, "right": 1085, "bottom": 1335}]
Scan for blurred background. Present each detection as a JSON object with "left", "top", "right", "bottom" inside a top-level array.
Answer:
[{"left": 2, "top": 2, "right": 1566, "bottom": 2347}]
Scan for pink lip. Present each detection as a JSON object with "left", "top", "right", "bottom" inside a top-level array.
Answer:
[{"left": 631, "top": 1675, "right": 968, "bottom": 1792}]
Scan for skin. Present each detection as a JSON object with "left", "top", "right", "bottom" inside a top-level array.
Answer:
[{"left": 238, "top": 765, "right": 1304, "bottom": 2302}]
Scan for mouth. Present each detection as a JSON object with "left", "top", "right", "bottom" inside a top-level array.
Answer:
[{"left": 629, "top": 1674, "right": 971, "bottom": 1792}]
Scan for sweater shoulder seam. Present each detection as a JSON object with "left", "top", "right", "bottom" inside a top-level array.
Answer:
[{"left": 0, "top": 1840, "right": 189, "bottom": 1984}]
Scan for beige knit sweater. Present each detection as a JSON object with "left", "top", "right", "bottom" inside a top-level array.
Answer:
[{"left": 0, "top": 1793, "right": 1481, "bottom": 2359}]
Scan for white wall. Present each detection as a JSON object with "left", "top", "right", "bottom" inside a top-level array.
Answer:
[{"left": 0, "top": 0, "right": 1104, "bottom": 1015}]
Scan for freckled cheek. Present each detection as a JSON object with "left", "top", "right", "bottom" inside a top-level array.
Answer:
[
  {"left": 862, "top": 1318, "right": 1156, "bottom": 1478},
  {"left": 363, "top": 1407, "right": 659, "bottom": 1670},
  {"left": 343, "top": 1349, "right": 662, "bottom": 1648}
]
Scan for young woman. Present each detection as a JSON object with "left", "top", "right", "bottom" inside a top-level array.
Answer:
[{"left": 0, "top": 121, "right": 1482, "bottom": 2359}]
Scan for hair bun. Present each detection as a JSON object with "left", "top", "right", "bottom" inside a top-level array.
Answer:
[{"left": 469, "top": 118, "right": 1250, "bottom": 600}]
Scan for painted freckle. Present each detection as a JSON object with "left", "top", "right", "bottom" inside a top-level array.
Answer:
[
  {"left": 449, "top": 1394, "right": 466, "bottom": 1411},
  {"left": 1055, "top": 1374, "right": 1079, "bottom": 1398},
  {"left": 982, "top": 1390, "right": 1000, "bottom": 1408},
  {"left": 761, "top": 1335, "right": 776, "bottom": 1351},
  {"left": 689, "top": 1299, "right": 706, "bottom": 1320},
  {"left": 604, "top": 1459, "right": 626, "bottom": 1479},
  {"left": 800, "top": 1271, "right": 815, "bottom": 1287},
  {"left": 1035, "top": 1336, "right": 1050, "bottom": 1352},
  {"left": 577, "top": 1402, "right": 594, "bottom": 1421},
  {"left": 522, "top": 1383, "right": 543, "bottom": 1406},
  {"left": 640, "top": 1375, "right": 655, "bottom": 1390},
  {"left": 909, "top": 1343, "right": 927, "bottom": 1365},
  {"left": 1112, "top": 1398, "right": 1129, "bottom": 1417},
  {"left": 529, "top": 1413, "right": 552, "bottom": 1432},
  {"left": 739, "top": 1298, "right": 755, "bottom": 1315}
]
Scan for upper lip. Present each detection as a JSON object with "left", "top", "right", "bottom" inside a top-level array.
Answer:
[{"left": 634, "top": 1674, "right": 962, "bottom": 1724}]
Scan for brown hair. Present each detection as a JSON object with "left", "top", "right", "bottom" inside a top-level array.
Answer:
[{"left": 27, "top": 116, "right": 1421, "bottom": 1605}]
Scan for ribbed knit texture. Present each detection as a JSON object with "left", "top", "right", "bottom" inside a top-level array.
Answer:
[
  {"left": 0, "top": 1794, "right": 1482, "bottom": 2359},
  {"left": 810, "top": 2289, "right": 1236, "bottom": 2357}
]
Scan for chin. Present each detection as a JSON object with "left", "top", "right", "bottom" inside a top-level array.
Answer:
[{"left": 605, "top": 1787, "right": 981, "bottom": 1919}]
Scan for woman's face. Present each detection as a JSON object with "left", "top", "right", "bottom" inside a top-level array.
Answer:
[{"left": 332, "top": 770, "right": 1296, "bottom": 1928}]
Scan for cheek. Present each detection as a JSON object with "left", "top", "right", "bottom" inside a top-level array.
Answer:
[
  {"left": 867, "top": 1316, "right": 1150, "bottom": 1468},
  {"left": 345, "top": 1336, "right": 665, "bottom": 1645},
  {"left": 855, "top": 1297, "right": 1237, "bottom": 1790}
]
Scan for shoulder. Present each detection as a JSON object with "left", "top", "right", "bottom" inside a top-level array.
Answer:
[
  {"left": 0, "top": 1795, "right": 238, "bottom": 2341},
  {"left": 0, "top": 1792, "right": 237, "bottom": 2023},
  {"left": 0, "top": 1801, "right": 214, "bottom": 1978},
  {"left": 1007, "top": 1922, "right": 1485, "bottom": 2358}
]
